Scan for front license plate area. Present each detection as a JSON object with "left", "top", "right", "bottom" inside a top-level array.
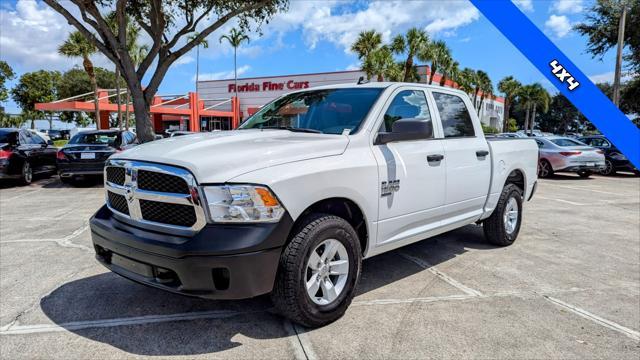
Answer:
[{"left": 111, "top": 254, "right": 154, "bottom": 278}]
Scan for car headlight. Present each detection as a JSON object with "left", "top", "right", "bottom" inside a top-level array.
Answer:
[{"left": 201, "top": 185, "right": 285, "bottom": 223}]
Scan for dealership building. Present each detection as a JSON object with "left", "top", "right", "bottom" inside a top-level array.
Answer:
[{"left": 197, "top": 65, "right": 505, "bottom": 131}]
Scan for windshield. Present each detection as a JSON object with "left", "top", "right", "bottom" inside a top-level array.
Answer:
[
  {"left": 69, "top": 132, "right": 118, "bottom": 146},
  {"left": 239, "top": 88, "right": 384, "bottom": 134},
  {"left": 550, "top": 138, "right": 586, "bottom": 147}
]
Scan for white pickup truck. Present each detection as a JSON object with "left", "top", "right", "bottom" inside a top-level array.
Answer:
[{"left": 90, "top": 82, "right": 538, "bottom": 327}]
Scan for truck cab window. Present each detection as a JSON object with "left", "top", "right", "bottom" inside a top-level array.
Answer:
[
  {"left": 380, "top": 90, "right": 432, "bottom": 133},
  {"left": 433, "top": 92, "right": 475, "bottom": 138}
]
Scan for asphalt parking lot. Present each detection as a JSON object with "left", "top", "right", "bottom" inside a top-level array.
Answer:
[{"left": 1, "top": 173, "right": 639, "bottom": 359}]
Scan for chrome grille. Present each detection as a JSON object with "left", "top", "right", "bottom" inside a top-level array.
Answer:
[
  {"left": 106, "top": 167, "right": 125, "bottom": 186},
  {"left": 104, "top": 159, "right": 206, "bottom": 235},
  {"left": 138, "top": 170, "right": 189, "bottom": 194}
]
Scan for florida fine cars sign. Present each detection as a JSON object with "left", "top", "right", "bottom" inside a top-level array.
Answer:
[{"left": 228, "top": 80, "right": 310, "bottom": 93}]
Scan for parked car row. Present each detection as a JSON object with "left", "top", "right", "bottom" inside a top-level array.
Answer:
[{"left": 0, "top": 128, "right": 138, "bottom": 186}]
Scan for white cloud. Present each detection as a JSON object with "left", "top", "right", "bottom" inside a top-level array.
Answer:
[
  {"left": 551, "top": 0, "right": 584, "bottom": 14},
  {"left": 513, "top": 0, "right": 534, "bottom": 12},
  {"left": 174, "top": 55, "right": 195, "bottom": 66},
  {"left": 196, "top": 65, "right": 251, "bottom": 81},
  {"left": 263, "top": 1, "right": 479, "bottom": 53},
  {"left": 345, "top": 63, "right": 360, "bottom": 71},
  {"left": 545, "top": 15, "right": 572, "bottom": 38},
  {"left": 0, "top": 0, "right": 75, "bottom": 71}
]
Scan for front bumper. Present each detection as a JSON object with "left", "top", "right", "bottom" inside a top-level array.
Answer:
[{"left": 90, "top": 205, "right": 293, "bottom": 299}]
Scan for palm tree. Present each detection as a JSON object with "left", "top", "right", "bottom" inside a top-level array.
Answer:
[
  {"left": 188, "top": 32, "right": 209, "bottom": 93},
  {"left": 351, "top": 30, "right": 383, "bottom": 80},
  {"left": 58, "top": 31, "right": 99, "bottom": 128},
  {"left": 458, "top": 67, "right": 477, "bottom": 95},
  {"left": 528, "top": 83, "right": 550, "bottom": 135},
  {"left": 364, "top": 46, "right": 396, "bottom": 82},
  {"left": 518, "top": 84, "right": 537, "bottom": 133},
  {"left": 473, "top": 70, "right": 490, "bottom": 111},
  {"left": 419, "top": 40, "right": 450, "bottom": 85},
  {"left": 219, "top": 28, "right": 250, "bottom": 100},
  {"left": 438, "top": 55, "right": 454, "bottom": 87},
  {"left": 476, "top": 72, "right": 494, "bottom": 116},
  {"left": 390, "top": 28, "right": 429, "bottom": 82},
  {"left": 497, "top": 76, "right": 522, "bottom": 132}
]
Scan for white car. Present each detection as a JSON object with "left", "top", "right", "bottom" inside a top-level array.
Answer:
[
  {"left": 91, "top": 83, "right": 538, "bottom": 327},
  {"left": 535, "top": 136, "right": 605, "bottom": 178}
]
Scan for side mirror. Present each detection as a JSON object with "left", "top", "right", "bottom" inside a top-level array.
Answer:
[{"left": 375, "top": 118, "right": 433, "bottom": 145}]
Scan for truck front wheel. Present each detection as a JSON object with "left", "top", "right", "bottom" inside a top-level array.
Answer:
[
  {"left": 271, "top": 213, "right": 362, "bottom": 327},
  {"left": 483, "top": 184, "right": 523, "bottom": 246}
]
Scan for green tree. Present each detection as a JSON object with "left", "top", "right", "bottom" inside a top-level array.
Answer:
[
  {"left": 497, "top": 76, "right": 522, "bottom": 132},
  {"left": 188, "top": 32, "right": 210, "bottom": 93},
  {"left": 0, "top": 61, "right": 16, "bottom": 104},
  {"left": 475, "top": 70, "right": 493, "bottom": 115},
  {"left": 351, "top": 30, "right": 383, "bottom": 80},
  {"left": 390, "top": 27, "right": 429, "bottom": 82},
  {"left": 442, "top": 60, "right": 460, "bottom": 88},
  {"left": 363, "top": 46, "right": 398, "bottom": 82},
  {"left": 11, "top": 70, "right": 61, "bottom": 129},
  {"left": 58, "top": 31, "right": 101, "bottom": 127},
  {"left": 457, "top": 67, "right": 477, "bottom": 96},
  {"left": 538, "top": 94, "right": 588, "bottom": 134},
  {"left": 528, "top": 83, "right": 550, "bottom": 135},
  {"left": 219, "top": 28, "right": 250, "bottom": 100},
  {"left": 44, "top": 0, "right": 288, "bottom": 142},
  {"left": 56, "top": 67, "right": 121, "bottom": 124},
  {"left": 419, "top": 40, "right": 450, "bottom": 85}
]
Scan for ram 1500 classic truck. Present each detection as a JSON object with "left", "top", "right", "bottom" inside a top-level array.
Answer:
[{"left": 90, "top": 82, "right": 538, "bottom": 327}]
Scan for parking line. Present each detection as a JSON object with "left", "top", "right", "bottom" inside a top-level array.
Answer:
[
  {"left": 536, "top": 196, "right": 587, "bottom": 206},
  {"left": 543, "top": 183, "right": 625, "bottom": 196},
  {"left": 399, "top": 252, "right": 484, "bottom": 297},
  {"left": 544, "top": 295, "right": 640, "bottom": 341},
  {"left": 0, "top": 224, "right": 91, "bottom": 252},
  {"left": 0, "top": 309, "right": 253, "bottom": 335}
]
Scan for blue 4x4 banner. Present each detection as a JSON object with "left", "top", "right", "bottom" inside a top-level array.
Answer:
[{"left": 470, "top": 0, "right": 640, "bottom": 168}]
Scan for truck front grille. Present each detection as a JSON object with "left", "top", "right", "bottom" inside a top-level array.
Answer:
[
  {"left": 140, "top": 200, "right": 196, "bottom": 227},
  {"left": 103, "top": 160, "right": 206, "bottom": 235},
  {"left": 107, "top": 191, "right": 129, "bottom": 215},
  {"left": 106, "top": 167, "right": 125, "bottom": 185},
  {"left": 137, "top": 170, "right": 190, "bottom": 194}
]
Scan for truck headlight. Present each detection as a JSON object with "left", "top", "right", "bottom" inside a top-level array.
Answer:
[{"left": 201, "top": 185, "right": 285, "bottom": 223}]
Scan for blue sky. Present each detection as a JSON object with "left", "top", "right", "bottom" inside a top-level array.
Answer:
[{"left": 0, "top": 0, "right": 622, "bottom": 114}]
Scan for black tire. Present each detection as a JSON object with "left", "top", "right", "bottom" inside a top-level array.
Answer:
[
  {"left": 20, "top": 161, "right": 33, "bottom": 185},
  {"left": 271, "top": 213, "right": 362, "bottom": 328},
  {"left": 600, "top": 159, "right": 616, "bottom": 176},
  {"left": 538, "top": 159, "right": 553, "bottom": 178},
  {"left": 483, "top": 184, "right": 523, "bottom": 246},
  {"left": 578, "top": 170, "right": 592, "bottom": 178}
]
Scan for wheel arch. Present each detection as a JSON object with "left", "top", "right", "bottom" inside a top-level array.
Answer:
[
  {"left": 290, "top": 197, "right": 369, "bottom": 256},
  {"left": 505, "top": 168, "right": 526, "bottom": 195}
]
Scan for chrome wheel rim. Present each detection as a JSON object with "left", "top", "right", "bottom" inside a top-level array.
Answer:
[
  {"left": 503, "top": 197, "right": 518, "bottom": 234},
  {"left": 538, "top": 160, "right": 549, "bottom": 177},
  {"left": 305, "top": 239, "right": 349, "bottom": 306},
  {"left": 23, "top": 163, "right": 32, "bottom": 183}
]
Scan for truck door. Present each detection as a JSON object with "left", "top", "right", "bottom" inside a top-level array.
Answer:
[
  {"left": 373, "top": 88, "right": 446, "bottom": 246},
  {"left": 430, "top": 91, "right": 491, "bottom": 223}
]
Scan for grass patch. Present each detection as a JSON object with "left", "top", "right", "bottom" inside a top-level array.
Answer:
[{"left": 53, "top": 140, "right": 68, "bottom": 148}]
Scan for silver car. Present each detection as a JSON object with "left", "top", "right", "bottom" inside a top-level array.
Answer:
[{"left": 535, "top": 136, "right": 605, "bottom": 178}]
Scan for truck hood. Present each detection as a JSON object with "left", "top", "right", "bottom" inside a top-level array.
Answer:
[{"left": 112, "top": 129, "right": 349, "bottom": 183}]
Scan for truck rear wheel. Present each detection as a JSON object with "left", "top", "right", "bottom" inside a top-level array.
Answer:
[
  {"left": 271, "top": 213, "right": 361, "bottom": 327},
  {"left": 483, "top": 184, "right": 522, "bottom": 246}
]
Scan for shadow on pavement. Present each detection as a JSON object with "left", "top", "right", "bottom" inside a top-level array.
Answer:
[{"left": 40, "top": 224, "right": 494, "bottom": 356}]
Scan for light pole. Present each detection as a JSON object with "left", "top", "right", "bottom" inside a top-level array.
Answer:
[{"left": 612, "top": 1, "right": 628, "bottom": 106}]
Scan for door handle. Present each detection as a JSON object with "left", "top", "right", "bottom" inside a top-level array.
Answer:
[
  {"left": 476, "top": 150, "right": 489, "bottom": 158},
  {"left": 427, "top": 154, "right": 444, "bottom": 162}
]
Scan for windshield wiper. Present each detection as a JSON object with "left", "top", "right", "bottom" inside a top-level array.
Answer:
[{"left": 260, "top": 126, "right": 322, "bottom": 134}]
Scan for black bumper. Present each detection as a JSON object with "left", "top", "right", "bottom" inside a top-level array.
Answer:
[
  {"left": 90, "top": 205, "right": 293, "bottom": 299},
  {"left": 58, "top": 161, "right": 105, "bottom": 177}
]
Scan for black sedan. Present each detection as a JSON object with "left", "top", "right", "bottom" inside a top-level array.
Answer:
[
  {"left": 57, "top": 130, "right": 137, "bottom": 184},
  {"left": 578, "top": 135, "right": 638, "bottom": 175},
  {"left": 0, "top": 128, "right": 58, "bottom": 185}
]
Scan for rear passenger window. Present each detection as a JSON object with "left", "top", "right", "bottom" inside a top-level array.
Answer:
[
  {"left": 433, "top": 92, "right": 475, "bottom": 138},
  {"left": 380, "top": 90, "right": 432, "bottom": 134}
]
